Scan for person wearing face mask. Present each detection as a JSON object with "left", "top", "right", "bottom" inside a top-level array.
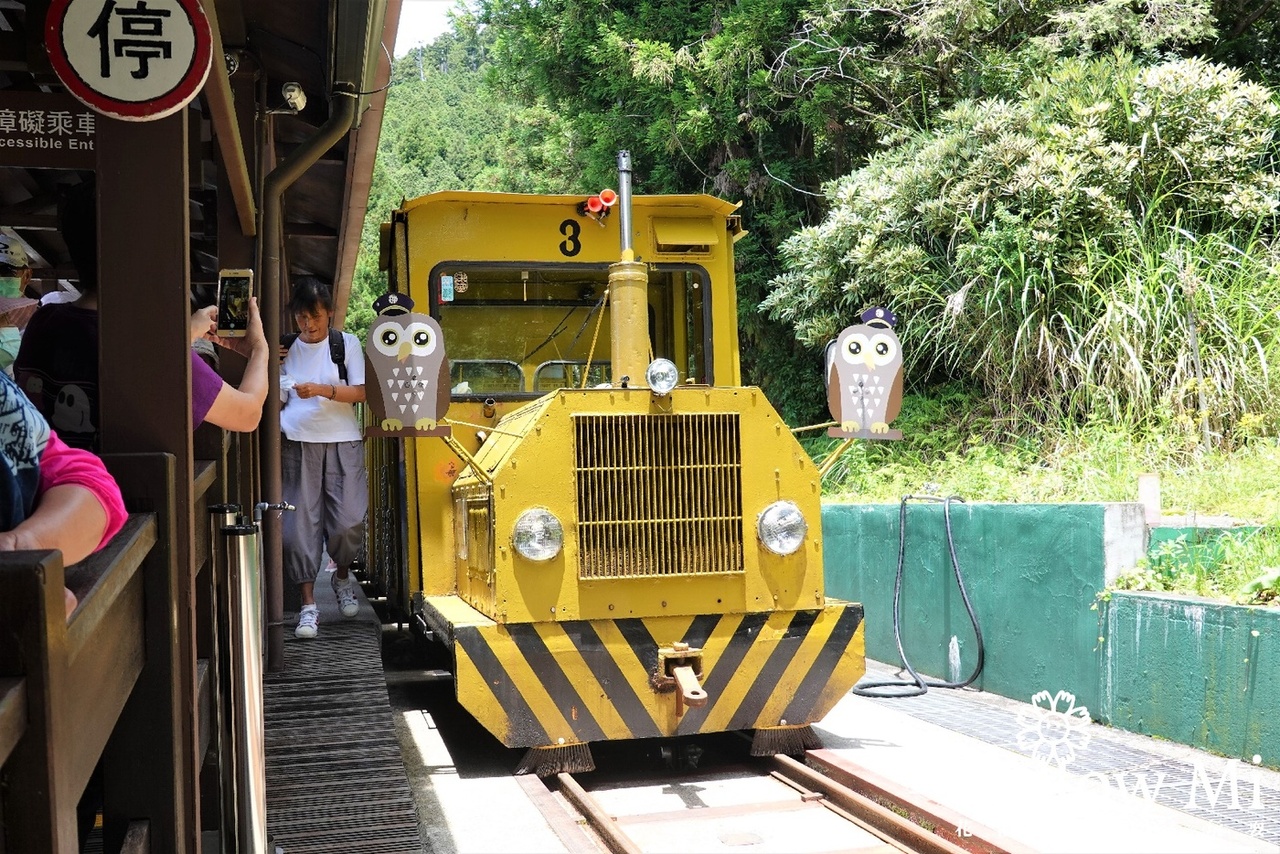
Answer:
[{"left": 0, "top": 237, "right": 37, "bottom": 378}]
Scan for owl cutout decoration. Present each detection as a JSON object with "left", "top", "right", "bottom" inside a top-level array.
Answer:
[
  {"left": 826, "top": 307, "right": 904, "bottom": 440},
  {"left": 364, "top": 292, "right": 452, "bottom": 438}
]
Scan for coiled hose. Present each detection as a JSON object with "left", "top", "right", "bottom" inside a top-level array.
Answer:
[{"left": 851, "top": 494, "right": 986, "bottom": 698}]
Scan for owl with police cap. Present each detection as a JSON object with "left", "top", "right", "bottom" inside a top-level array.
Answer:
[
  {"left": 826, "top": 306, "right": 903, "bottom": 440},
  {"left": 364, "top": 292, "right": 451, "bottom": 437}
]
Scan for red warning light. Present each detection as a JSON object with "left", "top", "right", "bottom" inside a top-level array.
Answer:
[{"left": 576, "top": 192, "right": 614, "bottom": 223}]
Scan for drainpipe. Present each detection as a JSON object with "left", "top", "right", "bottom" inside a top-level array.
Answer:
[{"left": 261, "top": 87, "right": 359, "bottom": 670}]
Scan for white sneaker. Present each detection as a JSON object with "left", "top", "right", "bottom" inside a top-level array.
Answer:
[
  {"left": 332, "top": 573, "right": 359, "bottom": 618},
  {"left": 295, "top": 605, "right": 319, "bottom": 638}
]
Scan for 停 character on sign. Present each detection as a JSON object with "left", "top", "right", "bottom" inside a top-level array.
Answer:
[{"left": 88, "top": 0, "right": 173, "bottom": 80}]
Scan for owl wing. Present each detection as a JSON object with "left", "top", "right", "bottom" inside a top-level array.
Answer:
[
  {"left": 827, "top": 357, "right": 843, "bottom": 421},
  {"left": 363, "top": 351, "right": 385, "bottom": 421},
  {"left": 436, "top": 355, "right": 450, "bottom": 418},
  {"left": 884, "top": 364, "right": 904, "bottom": 425}
]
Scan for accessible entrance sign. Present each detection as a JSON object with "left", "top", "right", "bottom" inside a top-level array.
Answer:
[
  {"left": 0, "top": 92, "right": 98, "bottom": 169},
  {"left": 45, "top": 0, "right": 213, "bottom": 121}
]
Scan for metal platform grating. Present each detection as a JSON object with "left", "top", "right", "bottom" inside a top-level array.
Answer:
[
  {"left": 265, "top": 615, "right": 424, "bottom": 853},
  {"left": 861, "top": 673, "right": 1280, "bottom": 847}
]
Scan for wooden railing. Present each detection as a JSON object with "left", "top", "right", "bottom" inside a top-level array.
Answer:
[{"left": 0, "top": 515, "right": 154, "bottom": 852}]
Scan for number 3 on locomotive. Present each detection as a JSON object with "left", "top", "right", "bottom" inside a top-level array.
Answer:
[{"left": 559, "top": 218, "right": 581, "bottom": 257}]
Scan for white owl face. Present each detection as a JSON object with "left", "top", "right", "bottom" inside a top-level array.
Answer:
[
  {"left": 840, "top": 330, "right": 898, "bottom": 369},
  {"left": 373, "top": 318, "right": 437, "bottom": 362}
]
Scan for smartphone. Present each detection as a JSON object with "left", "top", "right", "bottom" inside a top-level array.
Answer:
[{"left": 216, "top": 269, "right": 253, "bottom": 338}]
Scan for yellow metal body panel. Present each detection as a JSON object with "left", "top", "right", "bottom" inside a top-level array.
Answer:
[
  {"left": 651, "top": 216, "right": 721, "bottom": 250},
  {"left": 398, "top": 192, "right": 743, "bottom": 385},
  {"left": 452, "top": 387, "right": 824, "bottom": 624},
  {"left": 428, "top": 594, "right": 866, "bottom": 749}
]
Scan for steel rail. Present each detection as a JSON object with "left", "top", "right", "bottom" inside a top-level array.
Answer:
[
  {"left": 542, "top": 760, "right": 997, "bottom": 854},
  {"left": 555, "top": 772, "right": 643, "bottom": 854},
  {"left": 769, "top": 754, "right": 971, "bottom": 854}
]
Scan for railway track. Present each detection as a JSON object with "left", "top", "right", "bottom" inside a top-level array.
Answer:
[{"left": 520, "top": 749, "right": 1029, "bottom": 854}]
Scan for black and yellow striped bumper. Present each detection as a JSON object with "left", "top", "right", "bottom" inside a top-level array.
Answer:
[{"left": 422, "top": 596, "right": 865, "bottom": 748}]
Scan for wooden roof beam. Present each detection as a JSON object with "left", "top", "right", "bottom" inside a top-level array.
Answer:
[{"left": 204, "top": 0, "right": 256, "bottom": 236}]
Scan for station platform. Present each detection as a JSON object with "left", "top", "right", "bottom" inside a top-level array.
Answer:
[{"left": 387, "top": 655, "right": 1280, "bottom": 853}]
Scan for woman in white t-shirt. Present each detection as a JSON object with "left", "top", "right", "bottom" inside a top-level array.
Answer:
[{"left": 280, "top": 276, "right": 367, "bottom": 639}]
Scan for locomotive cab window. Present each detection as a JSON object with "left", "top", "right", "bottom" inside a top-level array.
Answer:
[{"left": 431, "top": 263, "right": 712, "bottom": 399}]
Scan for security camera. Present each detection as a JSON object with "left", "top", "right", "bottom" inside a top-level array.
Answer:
[{"left": 282, "top": 83, "right": 306, "bottom": 112}]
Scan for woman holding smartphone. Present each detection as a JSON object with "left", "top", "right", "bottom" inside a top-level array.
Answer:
[
  {"left": 188, "top": 296, "right": 269, "bottom": 431},
  {"left": 279, "top": 276, "right": 367, "bottom": 639}
]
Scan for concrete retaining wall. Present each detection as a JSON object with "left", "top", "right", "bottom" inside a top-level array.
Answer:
[{"left": 1101, "top": 591, "right": 1279, "bottom": 766}]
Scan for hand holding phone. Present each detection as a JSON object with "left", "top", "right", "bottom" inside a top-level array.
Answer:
[
  {"left": 189, "top": 305, "right": 217, "bottom": 344},
  {"left": 217, "top": 269, "right": 254, "bottom": 338}
]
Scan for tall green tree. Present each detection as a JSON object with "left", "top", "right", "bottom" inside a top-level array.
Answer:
[{"left": 476, "top": 0, "right": 1280, "bottom": 422}]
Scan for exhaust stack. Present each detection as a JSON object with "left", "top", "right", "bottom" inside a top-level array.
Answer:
[{"left": 608, "top": 150, "right": 648, "bottom": 386}]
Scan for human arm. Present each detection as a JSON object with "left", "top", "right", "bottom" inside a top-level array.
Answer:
[
  {"left": 0, "top": 484, "right": 105, "bottom": 565},
  {"left": 0, "top": 430, "right": 128, "bottom": 565},
  {"left": 293, "top": 381, "right": 366, "bottom": 404},
  {"left": 204, "top": 297, "right": 269, "bottom": 432},
  {"left": 292, "top": 330, "right": 365, "bottom": 404}
]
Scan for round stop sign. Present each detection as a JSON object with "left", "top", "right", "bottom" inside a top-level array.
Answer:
[{"left": 46, "top": 0, "right": 212, "bottom": 121}]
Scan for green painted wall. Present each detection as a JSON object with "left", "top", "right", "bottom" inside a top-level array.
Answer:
[
  {"left": 821, "top": 502, "right": 1145, "bottom": 714},
  {"left": 1101, "top": 592, "right": 1280, "bottom": 766}
]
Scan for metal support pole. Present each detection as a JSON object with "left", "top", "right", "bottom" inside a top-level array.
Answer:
[
  {"left": 224, "top": 522, "right": 267, "bottom": 854},
  {"left": 208, "top": 504, "right": 240, "bottom": 846},
  {"left": 608, "top": 151, "right": 648, "bottom": 385}
]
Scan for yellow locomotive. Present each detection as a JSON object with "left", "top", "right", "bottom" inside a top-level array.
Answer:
[{"left": 367, "top": 154, "right": 866, "bottom": 773}]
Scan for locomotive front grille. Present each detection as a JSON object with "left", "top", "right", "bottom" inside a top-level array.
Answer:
[{"left": 573, "top": 413, "right": 743, "bottom": 578}]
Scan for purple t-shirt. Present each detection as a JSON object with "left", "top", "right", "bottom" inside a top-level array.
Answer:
[{"left": 191, "top": 351, "right": 224, "bottom": 427}]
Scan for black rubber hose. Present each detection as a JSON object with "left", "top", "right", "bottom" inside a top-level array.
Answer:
[{"left": 851, "top": 494, "right": 985, "bottom": 698}]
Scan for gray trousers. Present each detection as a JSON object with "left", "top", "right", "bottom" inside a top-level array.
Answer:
[{"left": 282, "top": 438, "right": 368, "bottom": 586}]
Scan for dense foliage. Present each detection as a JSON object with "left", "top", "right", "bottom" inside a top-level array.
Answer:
[
  {"left": 766, "top": 54, "right": 1280, "bottom": 434},
  {"left": 356, "top": 1, "right": 1280, "bottom": 437},
  {"left": 473, "top": 0, "right": 1280, "bottom": 427},
  {"left": 348, "top": 1, "right": 1280, "bottom": 592}
]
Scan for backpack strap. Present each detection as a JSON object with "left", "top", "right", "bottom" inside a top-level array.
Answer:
[{"left": 328, "top": 328, "right": 348, "bottom": 384}]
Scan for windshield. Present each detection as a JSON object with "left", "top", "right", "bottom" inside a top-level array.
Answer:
[{"left": 433, "top": 264, "right": 710, "bottom": 399}]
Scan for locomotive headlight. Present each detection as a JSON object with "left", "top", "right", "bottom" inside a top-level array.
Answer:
[
  {"left": 645, "top": 358, "right": 679, "bottom": 396},
  {"left": 513, "top": 508, "right": 564, "bottom": 562},
  {"left": 757, "top": 500, "right": 808, "bottom": 555}
]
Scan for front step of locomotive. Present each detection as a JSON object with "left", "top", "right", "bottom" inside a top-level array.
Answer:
[{"left": 418, "top": 594, "right": 865, "bottom": 774}]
